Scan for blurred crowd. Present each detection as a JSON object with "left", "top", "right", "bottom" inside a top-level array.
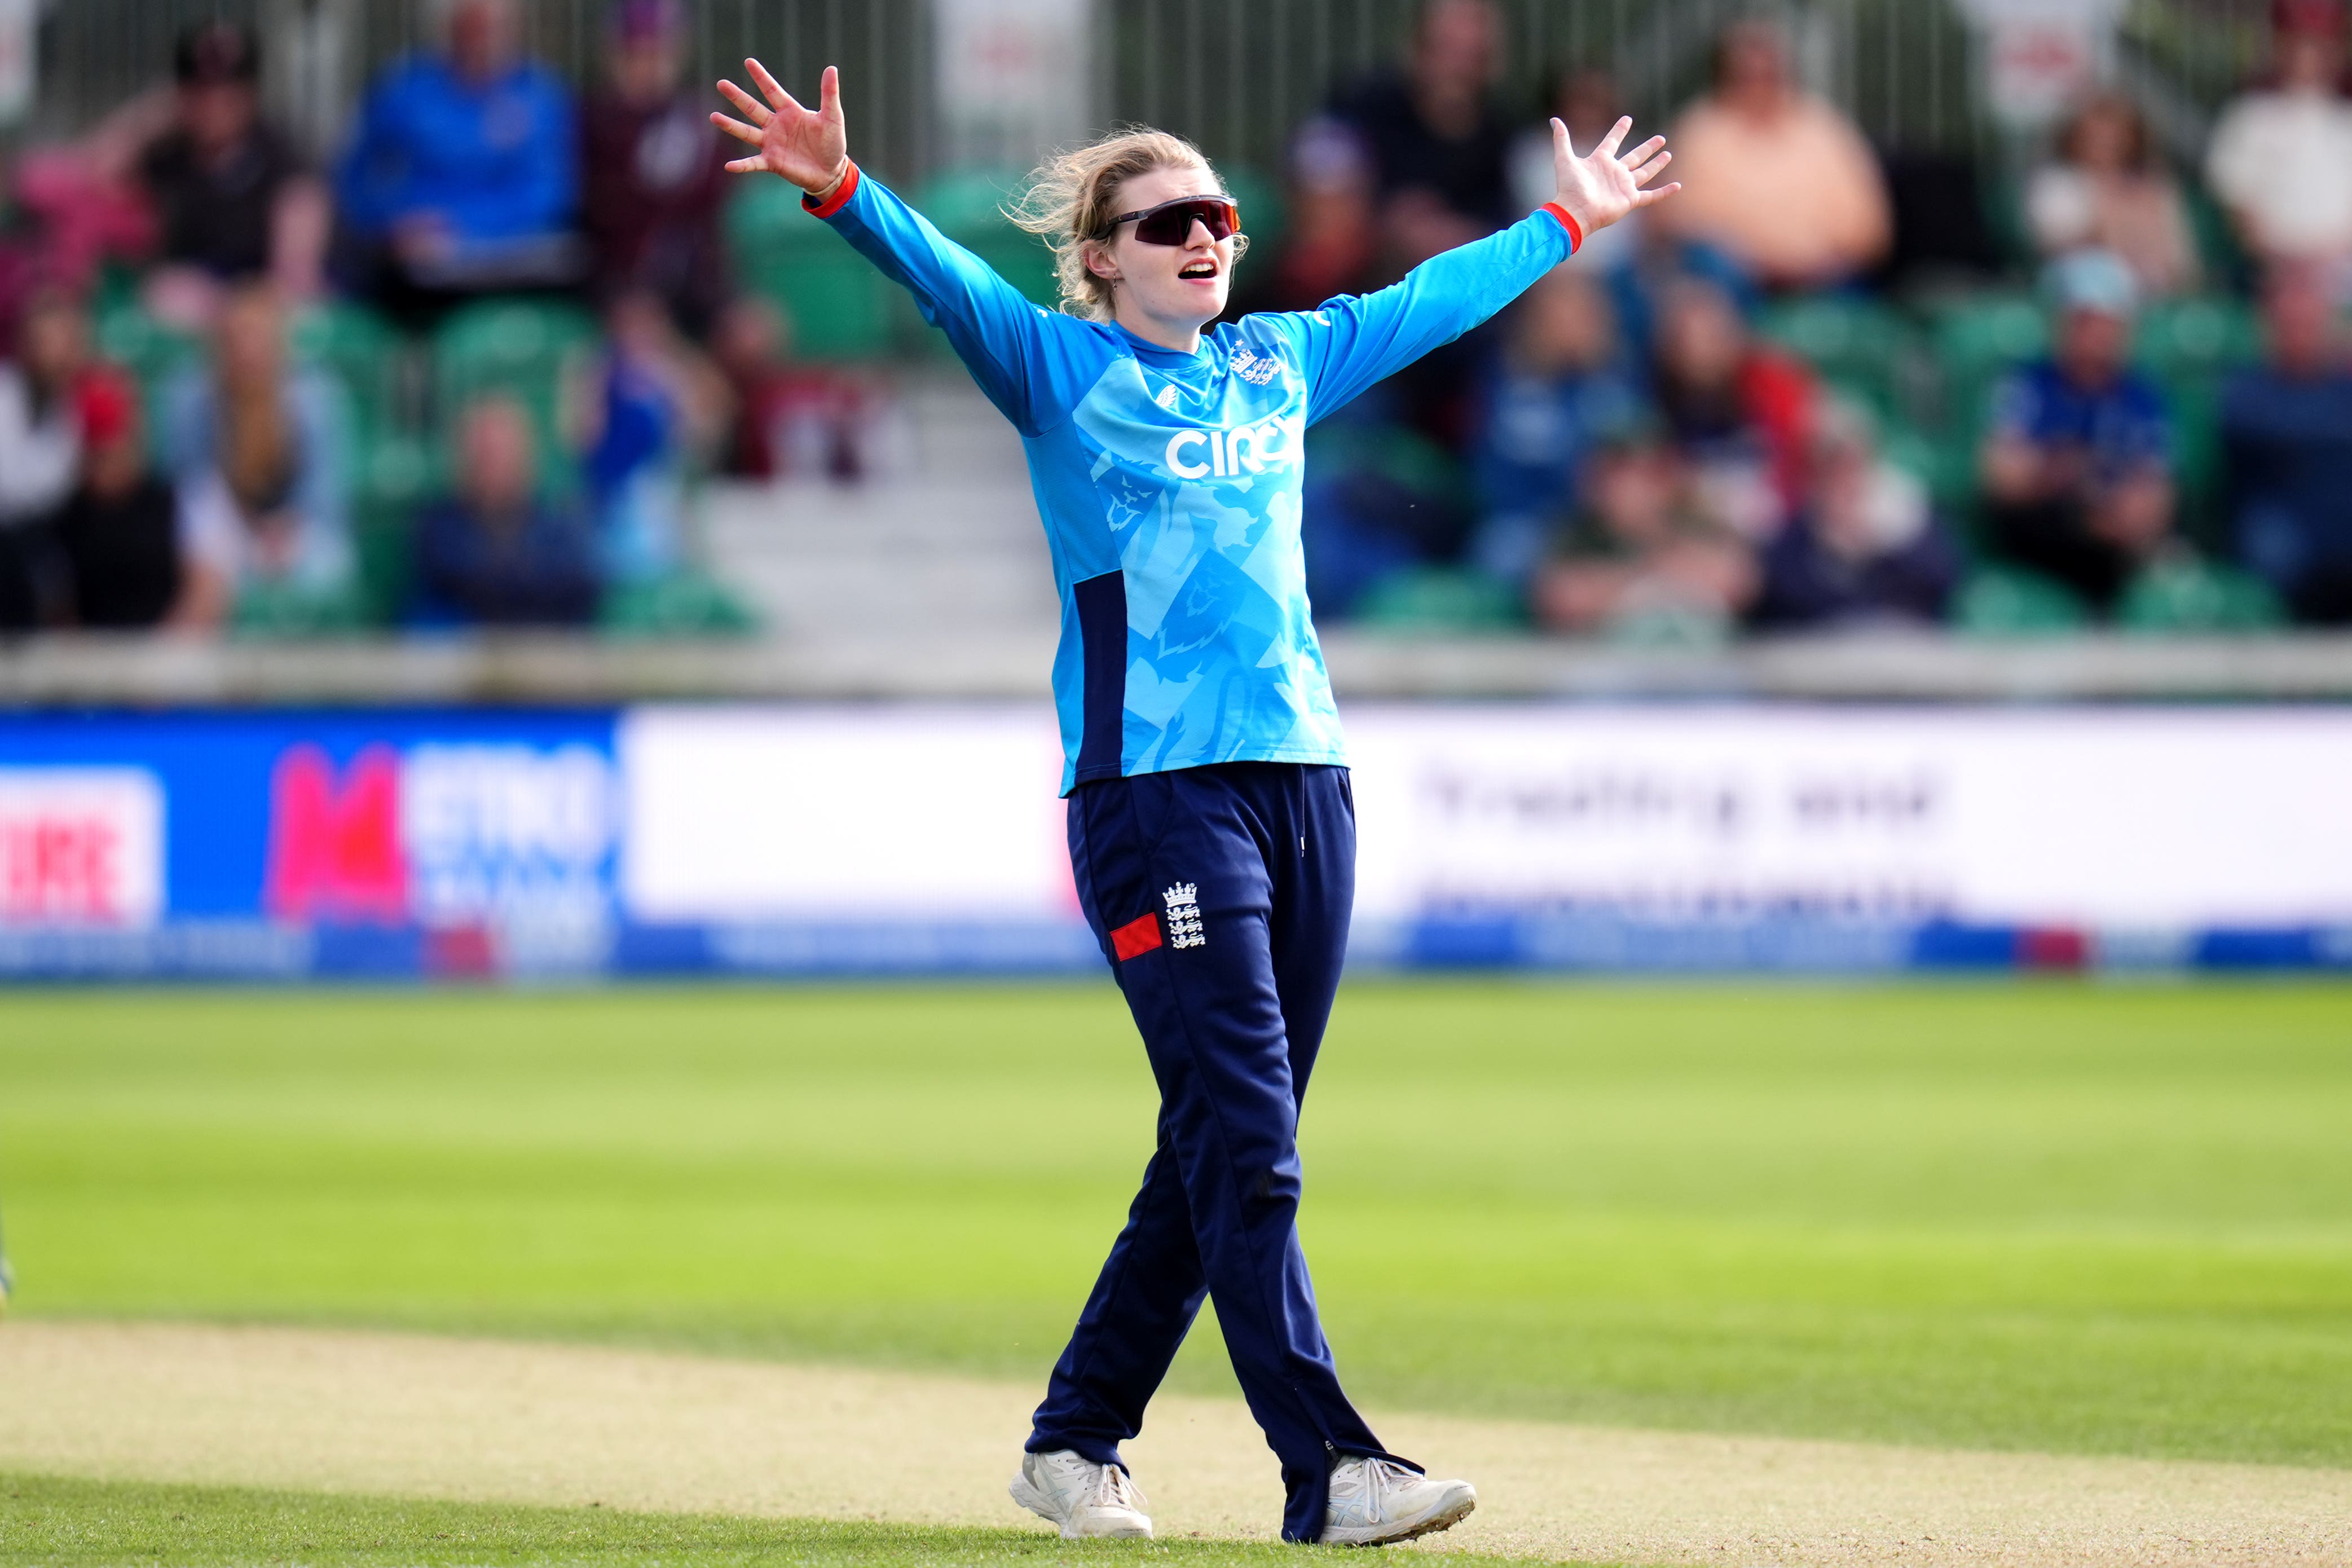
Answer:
[
  {"left": 1240, "top": 0, "right": 2352, "bottom": 637},
  {"left": 0, "top": 0, "right": 884, "bottom": 636},
  {"left": 4, "top": 0, "right": 2352, "bottom": 641}
]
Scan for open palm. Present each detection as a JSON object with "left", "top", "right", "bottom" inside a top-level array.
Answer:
[
  {"left": 712, "top": 60, "right": 849, "bottom": 196},
  {"left": 1553, "top": 116, "right": 1679, "bottom": 236}
]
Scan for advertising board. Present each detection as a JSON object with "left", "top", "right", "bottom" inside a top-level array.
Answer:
[{"left": 2, "top": 704, "right": 2349, "bottom": 979}]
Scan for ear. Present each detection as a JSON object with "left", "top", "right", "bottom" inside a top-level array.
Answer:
[{"left": 1081, "top": 239, "right": 1121, "bottom": 284}]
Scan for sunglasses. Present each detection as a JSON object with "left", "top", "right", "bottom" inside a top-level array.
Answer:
[{"left": 1109, "top": 194, "right": 1241, "bottom": 246}]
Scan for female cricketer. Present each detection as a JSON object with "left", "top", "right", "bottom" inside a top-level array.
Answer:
[{"left": 713, "top": 59, "right": 1676, "bottom": 1548}]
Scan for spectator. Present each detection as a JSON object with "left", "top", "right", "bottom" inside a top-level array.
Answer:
[
  {"left": 583, "top": 289, "right": 731, "bottom": 583},
  {"left": 1980, "top": 250, "right": 2177, "bottom": 614},
  {"left": 1532, "top": 425, "right": 1757, "bottom": 641},
  {"left": 2206, "top": 0, "right": 2352, "bottom": 271},
  {"left": 0, "top": 120, "right": 156, "bottom": 347},
  {"left": 2027, "top": 93, "right": 2200, "bottom": 298},
  {"left": 1752, "top": 400, "right": 1959, "bottom": 631},
  {"left": 49, "top": 372, "right": 186, "bottom": 631},
  {"left": 336, "top": 0, "right": 581, "bottom": 321},
  {"left": 0, "top": 290, "right": 91, "bottom": 533},
  {"left": 1650, "top": 275, "right": 1816, "bottom": 539},
  {"left": 1468, "top": 264, "right": 1645, "bottom": 587},
  {"left": 413, "top": 395, "right": 600, "bottom": 628},
  {"left": 136, "top": 22, "right": 329, "bottom": 331},
  {"left": 158, "top": 284, "right": 356, "bottom": 629},
  {"left": 1326, "top": 0, "right": 1515, "bottom": 265},
  {"left": 713, "top": 296, "right": 884, "bottom": 483},
  {"left": 581, "top": 0, "right": 734, "bottom": 338},
  {"left": 2223, "top": 263, "right": 2352, "bottom": 622},
  {"left": 1657, "top": 17, "right": 1892, "bottom": 292},
  {"left": 1509, "top": 66, "right": 1642, "bottom": 273},
  {"left": 1225, "top": 117, "right": 1383, "bottom": 318}
]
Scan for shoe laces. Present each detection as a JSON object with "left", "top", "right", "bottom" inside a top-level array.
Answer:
[
  {"left": 1331, "top": 1456, "right": 1415, "bottom": 1517},
  {"left": 1091, "top": 1463, "right": 1146, "bottom": 1513}
]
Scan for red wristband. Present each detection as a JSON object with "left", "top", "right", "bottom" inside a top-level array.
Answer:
[
  {"left": 1541, "top": 201, "right": 1584, "bottom": 253},
  {"left": 803, "top": 161, "right": 861, "bottom": 219}
]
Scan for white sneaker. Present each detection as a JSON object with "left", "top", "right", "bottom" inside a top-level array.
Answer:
[
  {"left": 1008, "top": 1449, "right": 1153, "bottom": 1539},
  {"left": 1322, "top": 1455, "right": 1477, "bottom": 1546}
]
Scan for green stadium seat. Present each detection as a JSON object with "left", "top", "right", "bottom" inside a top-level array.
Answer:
[
  {"left": 351, "top": 433, "right": 441, "bottom": 624},
  {"left": 229, "top": 579, "right": 372, "bottom": 638},
  {"left": 1757, "top": 296, "right": 1919, "bottom": 424},
  {"left": 598, "top": 568, "right": 761, "bottom": 638},
  {"left": 1926, "top": 293, "right": 2048, "bottom": 438},
  {"left": 2116, "top": 557, "right": 2282, "bottom": 635},
  {"left": 1355, "top": 565, "right": 1524, "bottom": 633},
  {"left": 727, "top": 176, "right": 897, "bottom": 360},
  {"left": 93, "top": 303, "right": 202, "bottom": 423},
  {"left": 1219, "top": 165, "right": 1287, "bottom": 260},
  {"left": 913, "top": 169, "right": 1061, "bottom": 307},
  {"left": 2137, "top": 296, "right": 2262, "bottom": 386},
  {"left": 290, "top": 302, "right": 417, "bottom": 443},
  {"left": 1954, "top": 565, "right": 2090, "bottom": 637}
]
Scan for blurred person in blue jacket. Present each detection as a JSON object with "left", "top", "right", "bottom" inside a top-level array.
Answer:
[
  {"left": 1467, "top": 263, "right": 1643, "bottom": 588},
  {"left": 1980, "top": 250, "right": 2177, "bottom": 613},
  {"left": 1752, "top": 399, "right": 1958, "bottom": 631},
  {"left": 336, "top": 0, "right": 581, "bottom": 320},
  {"left": 157, "top": 283, "right": 355, "bottom": 627},
  {"left": 2223, "top": 262, "right": 2352, "bottom": 622},
  {"left": 583, "top": 289, "right": 731, "bottom": 584},
  {"left": 412, "top": 394, "right": 600, "bottom": 627}
]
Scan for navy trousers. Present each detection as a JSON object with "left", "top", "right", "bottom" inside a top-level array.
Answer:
[{"left": 1028, "top": 761, "right": 1413, "bottom": 1542}]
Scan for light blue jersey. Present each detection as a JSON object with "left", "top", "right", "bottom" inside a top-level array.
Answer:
[{"left": 808, "top": 165, "right": 1578, "bottom": 793}]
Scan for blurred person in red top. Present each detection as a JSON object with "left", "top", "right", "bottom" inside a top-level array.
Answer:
[
  {"left": 1657, "top": 18, "right": 1891, "bottom": 292},
  {"left": 48, "top": 372, "right": 191, "bottom": 632},
  {"left": 2207, "top": 0, "right": 2352, "bottom": 272},
  {"left": 2027, "top": 94, "right": 2200, "bottom": 299},
  {"left": 582, "top": 0, "right": 735, "bottom": 339},
  {"left": 1649, "top": 275, "right": 1817, "bottom": 541},
  {"left": 711, "top": 296, "right": 886, "bottom": 483}
]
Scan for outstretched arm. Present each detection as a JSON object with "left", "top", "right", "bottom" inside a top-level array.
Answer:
[
  {"left": 1284, "top": 116, "right": 1679, "bottom": 420},
  {"left": 711, "top": 63, "right": 1096, "bottom": 436}
]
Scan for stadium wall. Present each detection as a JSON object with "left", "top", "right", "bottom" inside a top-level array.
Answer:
[{"left": 4, "top": 703, "right": 2350, "bottom": 982}]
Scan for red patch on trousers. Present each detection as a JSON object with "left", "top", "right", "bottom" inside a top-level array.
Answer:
[{"left": 1110, "top": 913, "right": 1163, "bottom": 962}]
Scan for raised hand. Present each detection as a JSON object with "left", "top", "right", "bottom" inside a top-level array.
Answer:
[
  {"left": 1552, "top": 116, "right": 1679, "bottom": 238},
  {"left": 712, "top": 60, "right": 849, "bottom": 198}
]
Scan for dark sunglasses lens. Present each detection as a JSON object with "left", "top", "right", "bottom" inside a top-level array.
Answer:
[{"left": 1136, "top": 199, "right": 1236, "bottom": 245}]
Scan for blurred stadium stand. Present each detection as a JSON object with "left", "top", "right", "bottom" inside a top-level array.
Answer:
[{"left": 3, "top": 0, "right": 2347, "bottom": 666}]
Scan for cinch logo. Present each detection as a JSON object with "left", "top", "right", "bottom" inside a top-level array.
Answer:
[{"left": 1164, "top": 419, "right": 1298, "bottom": 481}]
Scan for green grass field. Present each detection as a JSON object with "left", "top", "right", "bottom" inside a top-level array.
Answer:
[
  {"left": 5, "top": 980, "right": 2350, "bottom": 1477},
  {"left": 1, "top": 1473, "right": 1556, "bottom": 1567}
]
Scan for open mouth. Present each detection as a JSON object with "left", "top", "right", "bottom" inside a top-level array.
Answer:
[{"left": 1179, "top": 259, "right": 1221, "bottom": 281}]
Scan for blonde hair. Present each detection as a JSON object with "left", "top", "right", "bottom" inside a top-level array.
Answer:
[{"left": 1006, "top": 126, "right": 1246, "bottom": 321}]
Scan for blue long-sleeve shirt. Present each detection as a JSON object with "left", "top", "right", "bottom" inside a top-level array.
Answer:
[
  {"left": 808, "top": 165, "right": 1577, "bottom": 792},
  {"left": 337, "top": 56, "right": 577, "bottom": 245}
]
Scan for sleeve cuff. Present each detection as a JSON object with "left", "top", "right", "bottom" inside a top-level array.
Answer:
[
  {"left": 803, "top": 161, "right": 862, "bottom": 220},
  {"left": 1540, "top": 201, "right": 1584, "bottom": 254}
]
